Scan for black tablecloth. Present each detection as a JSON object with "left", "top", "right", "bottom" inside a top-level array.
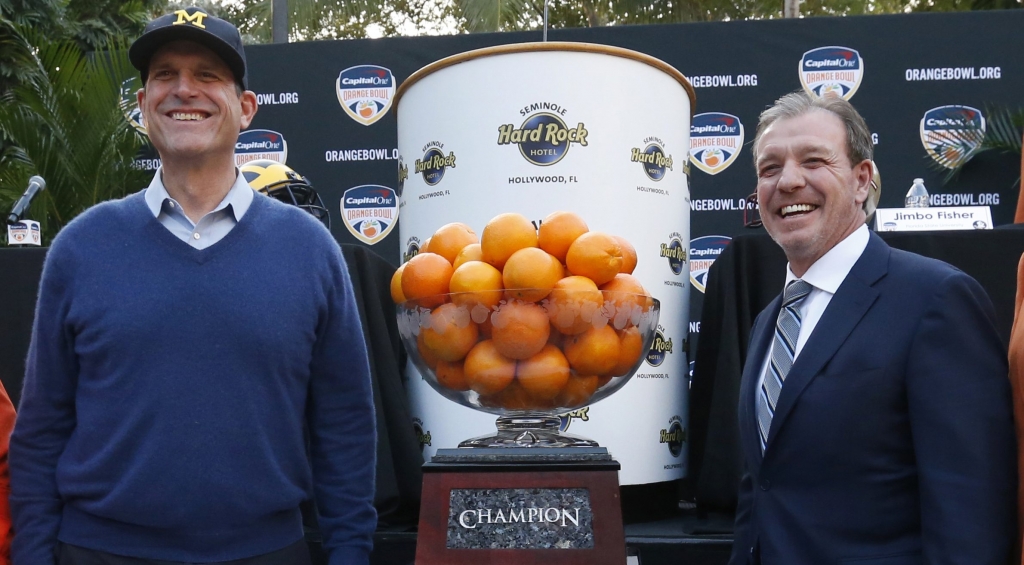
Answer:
[
  {"left": 0, "top": 247, "right": 46, "bottom": 410},
  {"left": 688, "top": 228, "right": 1024, "bottom": 513},
  {"left": 8, "top": 229, "right": 1023, "bottom": 525},
  {"left": 0, "top": 245, "right": 422, "bottom": 530}
]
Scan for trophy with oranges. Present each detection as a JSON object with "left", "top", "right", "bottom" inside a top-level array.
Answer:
[{"left": 392, "top": 210, "right": 660, "bottom": 449}]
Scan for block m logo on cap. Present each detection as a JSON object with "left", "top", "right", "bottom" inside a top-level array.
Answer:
[{"left": 173, "top": 9, "right": 207, "bottom": 29}]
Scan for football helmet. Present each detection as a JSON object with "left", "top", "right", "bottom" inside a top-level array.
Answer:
[
  {"left": 742, "top": 160, "right": 882, "bottom": 228},
  {"left": 240, "top": 159, "right": 330, "bottom": 229}
]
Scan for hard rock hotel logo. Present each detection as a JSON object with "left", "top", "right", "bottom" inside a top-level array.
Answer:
[
  {"left": 646, "top": 326, "right": 673, "bottom": 367},
  {"left": 631, "top": 137, "right": 673, "bottom": 181},
  {"left": 661, "top": 233, "right": 687, "bottom": 276},
  {"left": 497, "top": 106, "right": 588, "bottom": 166},
  {"left": 415, "top": 141, "right": 457, "bottom": 186}
]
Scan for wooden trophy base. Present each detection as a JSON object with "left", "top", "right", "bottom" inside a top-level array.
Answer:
[{"left": 415, "top": 447, "right": 626, "bottom": 565}]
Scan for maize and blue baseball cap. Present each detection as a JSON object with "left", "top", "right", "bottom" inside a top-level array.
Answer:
[{"left": 129, "top": 6, "right": 248, "bottom": 90}]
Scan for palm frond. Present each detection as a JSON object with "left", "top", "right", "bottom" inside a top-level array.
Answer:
[
  {"left": 0, "top": 29, "right": 149, "bottom": 244},
  {"left": 457, "top": 0, "right": 538, "bottom": 31},
  {"left": 933, "top": 105, "right": 1023, "bottom": 186}
]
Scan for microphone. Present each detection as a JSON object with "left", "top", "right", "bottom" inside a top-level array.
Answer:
[{"left": 7, "top": 175, "right": 46, "bottom": 225}]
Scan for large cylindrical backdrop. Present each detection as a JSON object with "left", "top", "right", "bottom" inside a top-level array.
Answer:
[{"left": 395, "top": 43, "right": 694, "bottom": 484}]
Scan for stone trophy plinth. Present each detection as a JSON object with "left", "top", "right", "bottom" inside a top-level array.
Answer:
[{"left": 417, "top": 448, "right": 624, "bottom": 565}]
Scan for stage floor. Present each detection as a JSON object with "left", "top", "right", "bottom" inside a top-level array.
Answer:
[{"left": 369, "top": 506, "right": 735, "bottom": 565}]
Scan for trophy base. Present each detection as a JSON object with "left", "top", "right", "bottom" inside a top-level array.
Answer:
[
  {"left": 416, "top": 447, "right": 626, "bottom": 565},
  {"left": 458, "top": 413, "right": 600, "bottom": 448}
]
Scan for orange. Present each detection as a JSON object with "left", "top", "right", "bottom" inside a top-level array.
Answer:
[
  {"left": 390, "top": 263, "right": 407, "bottom": 304},
  {"left": 464, "top": 339, "right": 516, "bottom": 395},
  {"left": 565, "top": 232, "right": 624, "bottom": 286},
  {"left": 429, "top": 222, "right": 479, "bottom": 265},
  {"left": 546, "top": 326, "right": 564, "bottom": 348},
  {"left": 401, "top": 252, "right": 453, "bottom": 309},
  {"left": 436, "top": 360, "right": 470, "bottom": 391},
  {"left": 481, "top": 212, "right": 538, "bottom": 270},
  {"left": 556, "top": 374, "right": 600, "bottom": 407},
  {"left": 517, "top": 344, "right": 571, "bottom": 400},
  {"left": 420, "top": 237, "right": 432, "bottom": 254},
  {"left": 547, "top": 276, "right": 604, "bottom": 335},
  {"left": 450, "top": 261, "right": 504, "bottom": 309},
  {"left": 490, "top": 300, "right": 551, "bottom": 360},
  {"left": 416, "top": 332, "right": 441, "bottom": 371},
  {"left": 421, "top": 303, "right": 480, "bottom": 362},
  {"left": 453, "top": 243, "right": 483, "bottom": 270},
  {"left": 494, "top": 382, "right": 539, "bottom": 410},
  {"left": 564, "top": 325, "right": 621, "bottom": 376},
  {"left": 614, "top": 235, "right": 638, "bottom": 274},
  {"left": 478, "top": 315, "right": 493, "bottom": 338},
  {"left": 610, "top": 326, "right": 644, "bottom": 376},
  {"left": 502, "top": 247, "right": 563, "bottom": 302},
  {"left": 538, "top": 211, "right": 589, "bottom": 263},
  {"left": 600, "top": 274, "right": 649, "bottom": 312}
]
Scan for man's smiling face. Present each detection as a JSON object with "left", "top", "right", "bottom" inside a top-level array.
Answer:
[
  {"left": 137, "top": 40, "right": 256, "bottom": 162},
  {"left": 755, "top": 109, "right": 871, "bottom": 275}
]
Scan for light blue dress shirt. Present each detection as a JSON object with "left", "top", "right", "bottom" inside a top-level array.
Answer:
[{"left": 144, "top": 168, "right": 254, "bottom": 250}]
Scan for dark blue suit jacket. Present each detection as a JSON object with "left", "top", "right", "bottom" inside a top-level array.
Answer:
[{"left": 729, "top": 232, "right": 1016, "bottom": 565}]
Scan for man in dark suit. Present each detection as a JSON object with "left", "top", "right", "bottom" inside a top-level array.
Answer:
[{"left": 729, "top": 91, "right": 1016, "bottom": 565}]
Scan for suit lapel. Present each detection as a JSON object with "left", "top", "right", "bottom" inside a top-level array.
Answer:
[
  {"left": 765, "top": 233, "right": 890, "bottom": 452},
  {"left": 740, "top": 295, "right": 781, "bottom": 470}
]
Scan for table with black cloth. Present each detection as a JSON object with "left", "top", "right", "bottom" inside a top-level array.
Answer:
[
  {"left": 688, "top": 228, "right": 1024, "bottom": 515},
  {"left": 5, "top": 229, "right": 1024, "bottom": 562},
  {"left": 0, "top": 245, "right": 423, "bottom": 563}
]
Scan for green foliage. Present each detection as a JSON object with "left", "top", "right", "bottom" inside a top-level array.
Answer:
[
  {"left": 213, "top": 0, "right": 409, "bottom": 42},
  {"left": 454, "top": 0, "right": 1020, "bottom": 31},
  {"left": 0, "top": 32, "right": 150, "bottom": 244},
  {"left": 937, "top": 106, "right": 1024, "bottom": 186}
]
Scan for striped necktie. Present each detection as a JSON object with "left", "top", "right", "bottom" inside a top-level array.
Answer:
[{"left": 756, "top": 279, "right": 813, "bottom": 454}]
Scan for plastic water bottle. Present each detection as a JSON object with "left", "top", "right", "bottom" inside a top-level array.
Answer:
[{"left": 905, "top": 178, "right": 930, "bottom": 208}]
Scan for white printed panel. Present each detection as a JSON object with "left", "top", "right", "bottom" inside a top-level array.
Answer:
[{"left": 397, "top": 46, "right": 692, "bottom": 484}]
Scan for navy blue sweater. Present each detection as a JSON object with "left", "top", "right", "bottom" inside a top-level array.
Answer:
[{"left": 9, "top": 191, "right": 377, "bottom": 564}]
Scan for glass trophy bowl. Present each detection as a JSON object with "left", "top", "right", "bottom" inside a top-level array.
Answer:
[{"left": 397, "top": 289, "right": 660, "bottom": 448}]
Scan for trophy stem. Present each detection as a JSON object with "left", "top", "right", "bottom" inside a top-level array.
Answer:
[{"left": 457, "top": 412, "right": 600, "bottom": 448}]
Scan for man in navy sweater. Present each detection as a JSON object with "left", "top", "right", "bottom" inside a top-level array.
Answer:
[{"left": 9, "top": 7, "right": 377, "bottom": 565}]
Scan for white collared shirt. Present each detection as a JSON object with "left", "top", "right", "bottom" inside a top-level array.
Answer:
[
  {"left": 755, "top": 224, "right": 870, "bottom": 409},
  {"left": 144, "top": 167, "right": 254, "bottom": 250}
]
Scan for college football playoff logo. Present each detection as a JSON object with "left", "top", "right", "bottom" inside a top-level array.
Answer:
[{"left": 920, "top": 105, "right": 986, "bottom": 169}]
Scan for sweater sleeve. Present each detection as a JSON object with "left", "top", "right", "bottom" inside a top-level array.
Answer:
[
  {"left": 308, "top": 245, "right": 378, "bottom": 565},
  {"left": 9, "top": 239, "right": 80, "bottom": 565}
]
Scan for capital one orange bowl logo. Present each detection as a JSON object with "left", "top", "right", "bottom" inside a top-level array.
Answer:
[
  {"left": 120, "top": 77, "right": 146, "bottom": 135},
  {"left": 799, "top": 46, "right": 864, "bottom": 100},
  {"left": 336, "top": 65, "right": 395, "bottom": 126},
  {"left": 689, "top": 113, "right": 744, "bottom": 175},
  {"left": 342, "top": 185, "right": 398, "bottom": 245},
  {"left": 689, "top": 235, "right": 731, "bottom": 293},
  {"left": 234, "top": 130, "right": 288, "bottom": 166}
]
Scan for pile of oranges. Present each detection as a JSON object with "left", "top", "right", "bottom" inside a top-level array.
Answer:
[{"left": 392, "top": 211, "right": 655, "bottom": 411}]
